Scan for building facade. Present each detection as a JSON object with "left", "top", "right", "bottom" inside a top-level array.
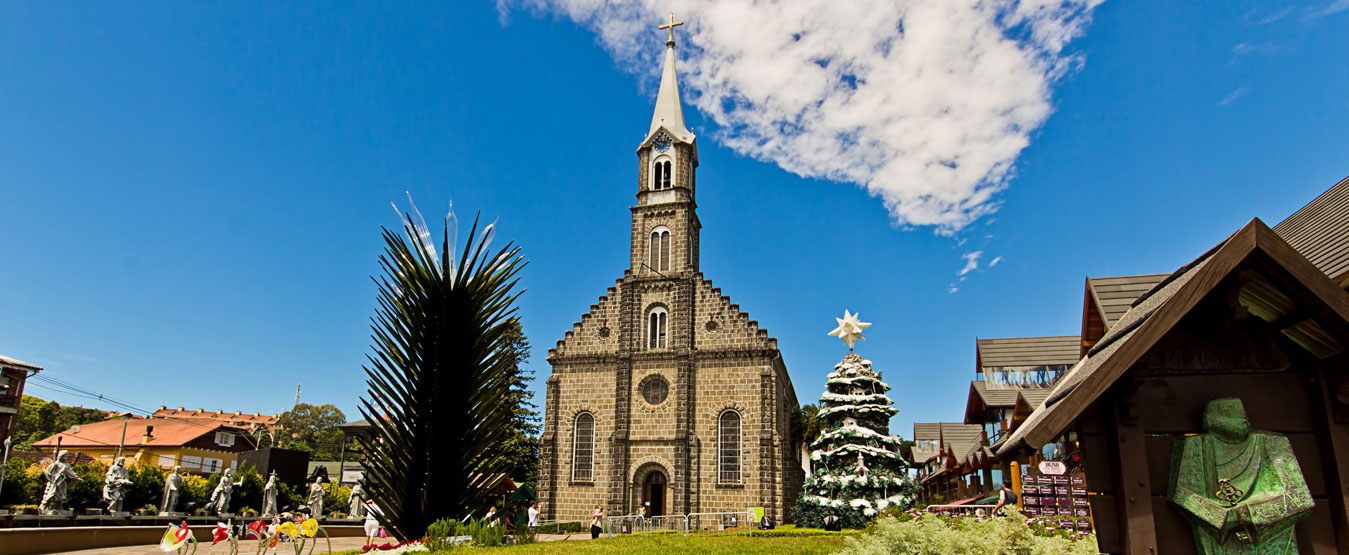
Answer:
[
  {"left": 35, "top": 417, "right": 257, "bottom": 473},
  {"left": 0, "top": 355, "right": 41, "bottom": 448},
  {"left": 537, "top": 30, "right": 802, "bottom": 524}
]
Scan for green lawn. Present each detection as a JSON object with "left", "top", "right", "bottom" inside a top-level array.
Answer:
[{"left": 483, "top": 533, "right": 848, "bottom": 554}]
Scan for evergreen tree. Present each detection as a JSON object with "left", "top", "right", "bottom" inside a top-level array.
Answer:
[{"left": 793, "top": 353, "right": 916, "bottom": 528}]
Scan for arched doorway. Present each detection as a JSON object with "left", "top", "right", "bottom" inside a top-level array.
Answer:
[{"left": 640, "top": 469, "right": 667, "bottom": 517}]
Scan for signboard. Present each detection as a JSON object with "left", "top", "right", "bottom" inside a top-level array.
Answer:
[
  {"left": 1038, "top": 461, "right": 1067, "bottom": 475},
  {"left": 341, "top": 470, "right": 365, "bottom": 484}
]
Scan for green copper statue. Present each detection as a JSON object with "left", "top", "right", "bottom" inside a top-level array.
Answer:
[{"left": 1168, "top": 397, "right": 1314, "bottom": 553}]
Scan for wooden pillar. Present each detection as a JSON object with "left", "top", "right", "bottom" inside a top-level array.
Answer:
[
  {"left": 1115, "top": 398, "right": 1157, "bottom": 555},
  {"left": 1314, "top": 362, "right": 1349, "bottom": 553},
  {"left": 1010, "top": 460, "right": 1022, "bottom": 510}
]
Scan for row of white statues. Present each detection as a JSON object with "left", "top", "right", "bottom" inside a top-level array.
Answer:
[{"left": 36, "top": 450, "right": 366, "bottom": 518}]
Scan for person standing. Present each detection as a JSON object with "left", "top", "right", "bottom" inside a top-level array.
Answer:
[
  {"left": 589, "top": 505, "right": 604, "bottom": 539},
  {"left": 527, "top": 501, "right": 540, "bottom": 533},
  {"left": 363, "top": 500, "right": 383, "bottom": 547},
  {"left": 483, "top": 505, "right": 498, "bottom": 527},
  {"left": 992, "top": 481, "right": 1018, "bottom": 516}
]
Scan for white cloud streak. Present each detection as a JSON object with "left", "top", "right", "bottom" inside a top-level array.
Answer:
[
  {"left": 505, "top": 0, "right": 1101, "bottom": 234},
  {"left": 1219, "top": 86, "right": 1250, "bottom": 107},
  {"left": 958, "top": 251, "right": 983, "bottom": 277}
]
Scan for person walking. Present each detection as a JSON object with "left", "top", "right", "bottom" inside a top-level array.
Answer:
[
  {"left": 589, "top": 505, "right": 604, "bottom": 539},
  {"left": 527, "top": 501, "right": 540, "bottom": 534},
  {"left": 992, "top": 481, "right": 1018, "bottom": 516},
  {"left": 363, "top": 501, "right": 383, "bottom": 547},
  {"left": 483, "top": 505, "right": 498, "bottom": 527}
]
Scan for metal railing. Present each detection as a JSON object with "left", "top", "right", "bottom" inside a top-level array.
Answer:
[
  {"left": 600, "top": 511, "right": 755, "bottom": 538},
  {"left": 926, "top": 503, "right": 999, "bottom": 517},
  {"left": 686, "top": 511, "right": 754, "bottom": 536}
]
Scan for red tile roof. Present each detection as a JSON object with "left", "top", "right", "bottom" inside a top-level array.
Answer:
[{"left": 33, "top": 417, "right": 246, "bottom": 449}]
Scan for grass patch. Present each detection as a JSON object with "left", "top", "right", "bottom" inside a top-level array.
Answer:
[{"left": 483, "top": 532, "right": 849, "bottom": 554}]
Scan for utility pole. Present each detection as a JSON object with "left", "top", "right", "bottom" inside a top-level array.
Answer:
[{"left": 294, "top": 384, "right": 302, "bottom": 407}]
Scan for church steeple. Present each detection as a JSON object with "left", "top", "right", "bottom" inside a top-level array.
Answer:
[{"left": 645, "top": 13, "right": 694, "bottom": 145}]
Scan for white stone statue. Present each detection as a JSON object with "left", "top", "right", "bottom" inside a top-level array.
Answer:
[
  {"left": 207, "top": 468, "right": 243, "bottom": 515},
  {"left": 261, "top": 471, "right": 279, "bottom": 516},
  {"left": 348, "top": 482, "right": 366, "bottom": 518},
  {"left": 39, "top": 450, "right": 80, "bottom": 515},
  {"left": 160, "top": 466, "right": 185, "bottom": 515},
  {"left": 306, "top": 477, "right": 326, "bottom": 518},
  {"left": 102, "top": 456, "right": 133, "bottom": 513}
]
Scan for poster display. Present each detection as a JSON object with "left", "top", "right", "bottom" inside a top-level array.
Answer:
[{"left": 1018, "top": 470, "right": 1092, "bottom": 531}]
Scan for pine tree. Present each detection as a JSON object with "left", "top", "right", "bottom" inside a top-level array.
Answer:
[{"left": 793, "top": 352, "right": 916, "bottom": 528}]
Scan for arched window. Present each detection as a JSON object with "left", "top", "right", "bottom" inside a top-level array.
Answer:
[
  {"left": 647, "top": 306, "right": 668, "bottom": 350},
  {"left": 572, "top": 412, "right": 595, "bottom": 482},
  {"left": 652, "top": 157, "right": 673, "bottom": 190},
  {"left": 718, "top": 410, "right": 741, "bottom": 484},
  {"left": 649, "top": 227, "right": 671, "bottom": 272}
]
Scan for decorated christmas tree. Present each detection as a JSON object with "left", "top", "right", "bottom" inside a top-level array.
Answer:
[{"left": 793, "top": 311, "right": 916, "bottom": 529}]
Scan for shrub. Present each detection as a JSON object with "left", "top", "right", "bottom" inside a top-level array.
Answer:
[
  {"left": 1, "top": 458, "right": 40, "bottom": 507},
  {"left": 536, "top": 520, "right": 582, "bottom": 534},
  {"left": 423, "top": 517, "right": 458, "bottom": 550},
  {"left": 840, "top": 508, "right": 1098, "bottom": 555},
  {"left": 467, "top": 519, "right": 506, "bottom": 547},
  {"left": 512, "top": 522, "right": 535, "bottom": 544}
]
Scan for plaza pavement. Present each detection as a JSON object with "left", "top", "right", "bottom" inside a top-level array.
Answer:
[{"left": 48, "top": 533, "right": 589, "bottom": 554}]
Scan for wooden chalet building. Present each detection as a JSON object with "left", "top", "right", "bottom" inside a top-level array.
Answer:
[
  {"left": 0, "top": 355, "right": 41, "bottom": 447},
  {"left": 996, "top": 176, "right": 1349, "bottom": 553},
  {"left": 911, "top": 421, "right": 982, "bottom": 503}
]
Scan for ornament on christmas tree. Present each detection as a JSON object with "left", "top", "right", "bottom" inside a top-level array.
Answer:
[{"left": 793, "top": 311, "right": 916, "bottom": 528}]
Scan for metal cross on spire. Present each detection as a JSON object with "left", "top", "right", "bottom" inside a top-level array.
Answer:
[{"left": 658, "top": 12, "right": 685, "bottom": 45}]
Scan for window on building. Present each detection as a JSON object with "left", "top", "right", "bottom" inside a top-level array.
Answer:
[
  {"left": 572, "top": 412, "right": 595, "bottom": 482},
  {"left": 649, "top": 227, "right": 671, "bottom": 272},
  {"left": 647, "top": 306, "right": 668, "bottom": 350},
  {"left": 214, "top": 431, "right": 236, "bottom": 447},
  {"left": 203, "top": 458, "right": 223, "bottom": 473},
  {"left": 653, "top": 159, "right": 673, "bottom": 190},
  {"left": 157, "top": 454, "right": 177, "bottom": 468},
  {"left": 180, "top": 455, "right": 202, "bottom": 470},
  {"left": 641, "top": 375, "right": 669, "bottom": 405},
  {"left": 719, "top": 410, "right": 741, "bottom": 484}
]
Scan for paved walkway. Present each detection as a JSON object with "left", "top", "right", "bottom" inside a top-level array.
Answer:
[{"left": 52, "top": 533, "right": 591, "bottom": 554}]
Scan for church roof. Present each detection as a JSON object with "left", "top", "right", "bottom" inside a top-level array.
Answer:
[
  {"left": 644, "top": 34, "right": 694, "bottom": 146},
  {"left": 1085, "top": 274, "right": 1170, "bottom": 329},
  {"left": 974, "top": 336, "right": 1079, "bottom": 369}
]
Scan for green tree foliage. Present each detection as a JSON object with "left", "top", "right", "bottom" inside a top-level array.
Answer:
[
  {"left": 840, "top": 508, "right": 1098, "bottom": 555},
  {"left": 275, "top": 403, "right": 347, "bottom": 460},
  {"left": 497, "top": 318, "right": 540, "bottom": 486},
  {"left": 12, "top": 395, "right": 112, "bottom": 450},
  {"left": 358, "top": 211, "right": 526, "bottom": 541},
  {"left": 793, "top": 404, "right": 824, "bottom": 449},
  {"left": 0, "top": 458, "right": 41, "bottom": 507}
]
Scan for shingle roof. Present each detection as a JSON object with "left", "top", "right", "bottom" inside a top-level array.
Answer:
[
  {"left": 1274, "top": 175, "right": 1349, "bottom": 284},
  {"left": 1017, "top": 389, "right": 1052, "bottom": 408},
  {"left": 975, "top": 336, "right": 1080, "bottom": 368},
  {"left": 1086, "top": 274, "right": 1170, "bottom": 329},
  {"left": 33, "top": 417, "right": 250, "bottom": 449},
  {"left": 938, "top": 423, "right": 983, "bottom": 454},
  {"left": 969, "top": 381, "right": 1020, "bottom": 408},
  {"left": 152, "top": 407, "right": 279, "bottom": 430},
  {"left": 0, "top": 355, "right": 42, "bottom": 372}
]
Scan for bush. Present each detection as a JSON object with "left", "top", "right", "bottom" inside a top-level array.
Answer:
[
  {"left": 0, "top": 458, "right": 40, "bottom": 507},
  {"left": 840, "top": 508, "right": 1098, "bottom": 555},
  {"left": 424, "top": 517, "right": 458, "bottom": 550},
  {"left": 512, "top": 522, "right": 535, "bottom": 544}
]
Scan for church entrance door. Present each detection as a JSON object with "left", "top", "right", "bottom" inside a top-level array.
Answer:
[{"left": 642, "top": 470, "right": 667, "bottom": 517}]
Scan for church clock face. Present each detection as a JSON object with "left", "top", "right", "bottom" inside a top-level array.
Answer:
[{"left": 654, "top": 137, "right": 672, "bottom": 152}]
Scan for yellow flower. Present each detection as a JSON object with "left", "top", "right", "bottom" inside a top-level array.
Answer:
[
  {"left": 277, "top": 521, "right": 298, "bottom": 538},
  {"left": 300, "top": 519, "right": 319, "bottom": 537}
]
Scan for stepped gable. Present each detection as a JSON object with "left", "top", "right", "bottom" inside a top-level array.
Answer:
[
  {"left": 694, "top": 276, "right": 778, "bottom": 351},
  {"left": 549, "top": 277, "right": 624, "bottom": 358}
]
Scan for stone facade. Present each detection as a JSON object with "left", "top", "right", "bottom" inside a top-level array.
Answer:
[{"left": 537, "top": 53, "right": 802, "bottom": 524}]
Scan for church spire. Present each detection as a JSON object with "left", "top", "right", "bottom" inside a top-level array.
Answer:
[{"left": 647, "top": 13, "right": 694, "bottom": 144}]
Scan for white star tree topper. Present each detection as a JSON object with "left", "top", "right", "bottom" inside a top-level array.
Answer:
[{"left": 827, "top": 310, "right": 872, "bottom": 350}]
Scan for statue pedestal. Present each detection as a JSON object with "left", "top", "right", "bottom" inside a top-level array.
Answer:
[
  {"left": 41, "top": 510, "right": 73, "bottom": 517},
  {"left": 159, "top": 511, "right": 186, "bottom": 517},
  {"left": 107, "top": 511, "right": 130, "bottom": 517}
]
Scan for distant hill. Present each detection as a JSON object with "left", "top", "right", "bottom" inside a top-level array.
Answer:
[{"left": 12, "top": 395, "right": 117, "bottom": 451}]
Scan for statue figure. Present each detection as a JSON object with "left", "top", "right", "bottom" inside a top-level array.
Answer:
[
  {"left": 207, "top": 468, "right": 243, "bottom": 515},
  {"left": 261, "top": 471, "right": 279, "bottom": 516},
  {"left": 39, "top": 450, "right": 80, "bottom": 514},
  {"left": 1168, "top": 397, "right": 1315, "bottom": 553},
  {"left": 102, "top": 456, "right": 133, "bottom": 513},
  {"left": 161, "top": 466, "right": 185, "bottom": 514},
  {"left": 306, "top": 476, "right": 326, "bottom": 518},
  {"left": 348, "top": 481, "right": 366, "bottom": 518}
]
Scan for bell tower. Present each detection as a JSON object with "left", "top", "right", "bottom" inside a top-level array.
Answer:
[{"left": 631, "top": 13, "right": 700, "bottom": 277}]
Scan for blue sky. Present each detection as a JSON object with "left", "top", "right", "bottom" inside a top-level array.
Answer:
[{"left": 2, "top": 2, "right": 1346, "bottom": 437}]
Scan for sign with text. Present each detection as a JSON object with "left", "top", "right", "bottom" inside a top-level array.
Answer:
[{"left": 1038, "top": 461, "right": 1066, "bottom": 475}]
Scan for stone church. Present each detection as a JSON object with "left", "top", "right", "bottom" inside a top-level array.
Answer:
[{"left": 537, "top": 25, "right": 803, "bottom": 525}]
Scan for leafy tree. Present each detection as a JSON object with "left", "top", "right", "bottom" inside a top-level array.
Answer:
[
  {"left": 275, "top": 403, "right": 347, "bottom": 460},
  {"left": 497, "top": 318, "right": 540, "bottom": 486},
  {"left": 12, "top": 395, "right": 111, "bottom": 450},
  {"left": 359, "top": 210, "right": 526, "bottom": 541}
]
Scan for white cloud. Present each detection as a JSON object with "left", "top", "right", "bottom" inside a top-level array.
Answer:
[
  {"left": 989, "top": 255, "right": 1004, "bottom": 267},
  {"left": 958, "top": 250, "right": 983, "bottom": 277},
  {"left": 948, "top": 285, "right": 960, "bottom": 294},
  {"left": 1306, "top": 0, "right": 1349, "bottom": 20},
  {"left": 1219, "top": 86, "right": 1250, "bottom": 107},
  {"left": 505, "top": 0, "right": 1101, "bottom": 234}
]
